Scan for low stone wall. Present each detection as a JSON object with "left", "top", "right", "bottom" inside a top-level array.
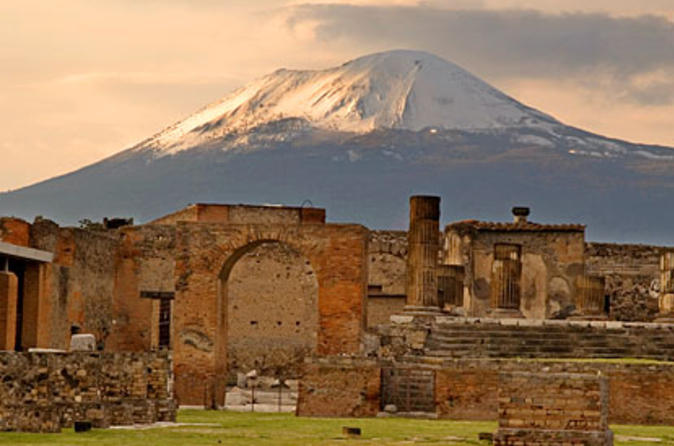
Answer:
[
  {"left": 494, "top": 372, "right": 613, "bottom": 446},
  {"left": 0, "top": 351, "right": 175, "bottom": 432},
  {"left": 296, "top": 359, "right": 380, "bottom": 417},
  {"left": 297, "top": 356, "right": 674, "bottom": 426}
]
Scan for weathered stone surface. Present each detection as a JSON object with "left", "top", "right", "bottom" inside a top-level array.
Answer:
[
  {"left": 494, "top": 372, "right": 613, "bottom": 446},
  {"left": 69, "top": 334, "right": 96, "bottom": 352},
  {"left": 297, "top": 359, "right": 380, "bottom": 417},
  {"left": 0, "top": 351, "right": 175, "bottom": 433}
]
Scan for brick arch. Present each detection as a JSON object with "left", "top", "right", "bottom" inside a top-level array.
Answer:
[{"left": 172, "top": 223, "right": 368, "bottom": 406}]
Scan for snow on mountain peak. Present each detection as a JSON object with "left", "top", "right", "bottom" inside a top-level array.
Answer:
[{"left": 143, "top": 50, "right": 558, "bottom": 154}]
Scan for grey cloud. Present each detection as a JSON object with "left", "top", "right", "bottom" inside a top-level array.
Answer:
[
  {"left": 287, "top": 4, "right": 674, "bottom": 103},
  {"left": 621, "top": 80, "right": 674, "bottom": 106}
]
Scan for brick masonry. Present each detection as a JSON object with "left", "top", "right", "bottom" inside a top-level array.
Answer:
[
  {"left": 296, "top": 358, "right": 380, "bottom": 417},
  {"left": 494, "top": 372, "right": 613, "bottom": 446},
  {"left": 297, "top": 357, "right": 674, "bottom": 426},
  {"left": 0, "top": 351, "right": 175, "bottom": 433},
  {"left": 172, "top": 222, "right": 369, "bottom": 406}
]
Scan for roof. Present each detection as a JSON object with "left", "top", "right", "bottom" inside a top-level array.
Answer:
[
  {"left": 446, "top": 219, "right": 585, "bottom": 234},
  {"left": 0, "top": 241, "right": 54, "bottom": 263}
]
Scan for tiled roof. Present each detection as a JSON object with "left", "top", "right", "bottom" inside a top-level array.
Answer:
[{"left": 446, "top": 219, "right": 585, "bottom": 233}]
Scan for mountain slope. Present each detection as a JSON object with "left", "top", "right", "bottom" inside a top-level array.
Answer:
[{"left": 1, "top": 50, "right": 673, "bottom": 244}]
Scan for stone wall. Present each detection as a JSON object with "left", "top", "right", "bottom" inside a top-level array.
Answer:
[
  {"left": 296, "top": 358, "right": 380, "bottom": 417},
  {"left": 445, "top": 228, "right": 586, "bottom": 319},
  {"left": 297, "top": 356, "right": 674, "bottom": 426},
  {"left": 27, "top": 219, "right": 120, "bottom": 351},
  {"left": 0, "top": 351, "right": 175, "bottom": 432},
  {"left": 367, "top": 231, "right": 407, "bottom": 327},
  {"left": 586, "top": 243, "right": 663, "bottom": 321},
  {"left": 227, "top": 242, "right": 318, "bottom": 379},
  {"left": 494, "top": 372, "right": 612, "bottom": 446}
]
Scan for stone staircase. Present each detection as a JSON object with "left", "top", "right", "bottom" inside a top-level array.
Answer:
[{"left": 424, "top": 320, "right": 674, "bottom": 360}]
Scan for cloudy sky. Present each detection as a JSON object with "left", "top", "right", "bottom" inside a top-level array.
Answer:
[{"left": 2, "top": 0, "right": 673, "bottom": 191}]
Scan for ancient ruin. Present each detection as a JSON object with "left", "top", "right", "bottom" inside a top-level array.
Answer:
[
  {"left": 494, "top": 372, "right": 613, "bottom": 446},
  {"left": 1, "top": 196, "right": 674, "bottom": 433}
]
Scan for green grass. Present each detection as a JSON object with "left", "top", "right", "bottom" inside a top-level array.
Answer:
[{"left": 0, "top": 410, "right": 673, "bottom": 445}]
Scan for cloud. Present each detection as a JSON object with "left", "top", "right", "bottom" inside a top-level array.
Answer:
[{"left": 286, "top": 4, "right": 674, "bottom": 103}]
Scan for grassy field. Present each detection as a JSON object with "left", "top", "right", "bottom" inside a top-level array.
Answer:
[{"left": 0, "top": 410, "right": 673, "bottom": 445}]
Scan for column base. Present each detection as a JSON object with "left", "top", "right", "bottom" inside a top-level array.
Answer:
[
  {"left": 654, "top": 314, "right": 674, "bottom": 324},
  {"left": 567, "top": 314, "right": 608, "bottom": 321},
  {"left": 487, "top": 308, "right": 524, "bottom": 319},
  {"left": 403, "top": 305, "right": 443, "bottom": 316}
]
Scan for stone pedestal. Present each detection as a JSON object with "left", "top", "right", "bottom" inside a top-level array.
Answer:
[
  {"left": 0, "top": 272, "right": 18, "bottom": 351},
  {"left": 494, "top": 372, "right": 613, "bottom": 446},
  {"left": 405, "top": 196, "right": 441, "bottom": 313}
]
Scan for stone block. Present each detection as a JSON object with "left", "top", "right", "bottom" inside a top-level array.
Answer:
[{"left": 69, "top": 334, "right": 96, "bottom": 352}]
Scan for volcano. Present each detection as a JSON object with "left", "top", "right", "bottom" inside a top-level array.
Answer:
[{"left": 1, "top": 50, "right": 673, "bottom": 243}]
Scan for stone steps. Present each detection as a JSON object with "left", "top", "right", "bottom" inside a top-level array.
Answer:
[{"left": 422, "top": 322, "right": 674, "bottom": 360}]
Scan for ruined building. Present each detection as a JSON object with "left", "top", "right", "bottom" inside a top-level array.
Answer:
[{"left": 1, "top": 197, "right": 673, "bottom": 414}]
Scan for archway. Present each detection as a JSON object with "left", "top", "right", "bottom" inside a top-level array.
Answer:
[
  {"left": 218, "top": 240, "right": 318, "bottom": 384},
  {"left": 172, "top": 222, "right": 368, "bottom": 406}
]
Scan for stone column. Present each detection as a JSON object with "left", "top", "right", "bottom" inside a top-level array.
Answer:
[
  {"left": 405, "top": 195, "right": 441, "bottom": 312},
  {"left": 659, "top": 251, "right": 674, "bottom": 318},
  {"left": 0, "top": 271, "right": 18, "bottom": 350}
]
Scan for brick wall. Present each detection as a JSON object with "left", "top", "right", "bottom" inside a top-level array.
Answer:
[
  {"left": 298, "top": 356, "right": 674, "bottom": 426},
  {"left": 173, "top": 222, "right": 368, "bottom": 406},
  {"left": 0, "top": 218, "right": 30, "bottom": 246},
  {"left": 297, "top": 358, "right": 380, "bottom": 417},
  {"left": 227, "top": 242, "right": 318, "bottom": 379},
  {"left": 109, "top": 225, "right": 176, "bottom": 352},
  {"left": 494, "top": 372, "right": 612, "bottom": 446},
  {"left": 0, "top": 351, "right": 175, "bottom": 433}
]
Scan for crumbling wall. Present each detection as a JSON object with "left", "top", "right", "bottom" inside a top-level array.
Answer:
[
  {"left": 446, "top": 229, "right": 585, "bottom": 319},
  {"left": 227, "top": 242, "right": 318, "bottom": 379},
  {"left": 0, "top": 218, "right": 30, "bottom": 246},
  {"left": 109, "top": 224, "right": 176, "bottom": 352},
  {"left": 586, "top": 243, "right": 662, "bottom": 321},
  {"left": 29, "top": 219, "right": 119, "bottom": 350},
  {"left": 297, "top": 358, "right": 380, "bottom": 417},
  {"left": 0, "top": 351, "right": 175, "bottom": 433},
  {"left": 367, "top": 231, "right": 407, "bottom": 327}
]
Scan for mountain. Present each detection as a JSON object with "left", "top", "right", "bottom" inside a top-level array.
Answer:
[{"left": 1, "top": 50, "right": 673, "bottom": 244}]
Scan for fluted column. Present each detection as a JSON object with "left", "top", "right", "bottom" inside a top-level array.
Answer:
[{"left": 406, "top": 195, "right": 441, "bottom": 311}]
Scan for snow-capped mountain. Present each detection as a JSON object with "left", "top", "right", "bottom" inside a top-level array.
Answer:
[
  {"left": 139, "top": 50, "right": 558, "bottom": 155},
  {"left": 1, "top": 50, "right": 673, "bottom": 243}
]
